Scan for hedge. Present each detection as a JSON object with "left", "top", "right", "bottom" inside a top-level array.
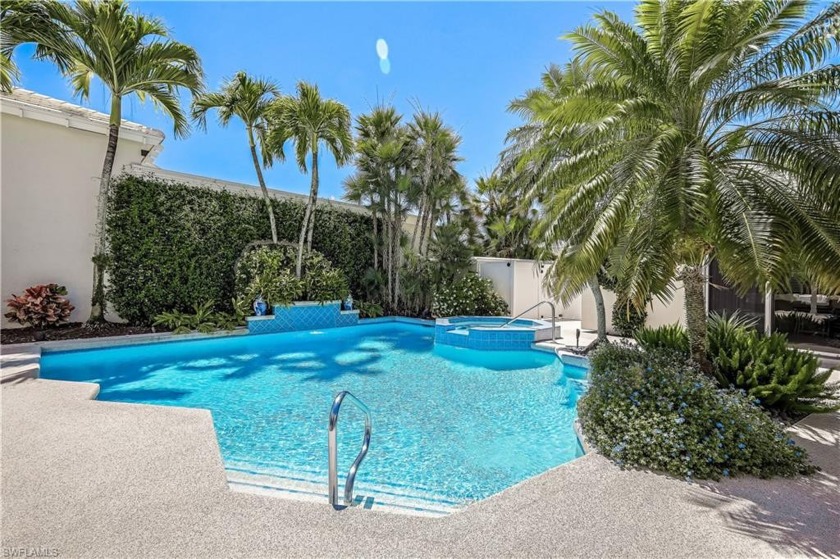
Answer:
[{"left": 107, "top": 174, "right": 375, "bottom": 325}]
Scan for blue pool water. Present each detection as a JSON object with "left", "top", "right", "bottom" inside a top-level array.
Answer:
[{"left": 40, "top": 323, "right": 585, "bottom": 506}]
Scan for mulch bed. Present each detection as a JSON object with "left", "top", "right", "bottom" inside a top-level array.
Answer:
[{"left": 1, "top": 322, "right": 157, "bottom": 345}]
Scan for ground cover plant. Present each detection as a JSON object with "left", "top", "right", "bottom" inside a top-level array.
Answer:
[{"left": 579, "top": 343, "right": 817, "bottom": 481}]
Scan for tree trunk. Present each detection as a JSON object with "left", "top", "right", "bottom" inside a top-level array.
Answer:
[
  {"left": 305, "top": 149, "right": 319, "bottom": 251},
  {"left": 88, "top": 94, "right": 122, "bottom": 325},
  {"left": 296, "top": 148, "right": 318, "bottom": 278},
  {"left": 248, "top": 128, "right": 278, "bottom": 243},
  {"left": 418, "top": 203, "right": 429, "bottom": 256},
  {"left": 385, "top": 196, "right": 393, "bottom": 307},
  {"left": 679, "top": 264, "right": 712, "bottom": 373},
  {"left": 588, "top": 277, "right": 607, "bottom": 342},
  {"left": 422, "top": 208, "right": 436, "bottom": 256},
  {"left": 410, "top": 196, "right": 424, "bottom": 252},
  {"left": 393, "top": 187, "right": 401, "bottom": 309},
  {"left": 372, "top": 204, "right": 378, "bottom": 270}
]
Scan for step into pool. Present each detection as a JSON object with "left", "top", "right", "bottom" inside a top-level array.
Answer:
[{"left": 40, "top": 322, "right": 587, "bottom": 515}]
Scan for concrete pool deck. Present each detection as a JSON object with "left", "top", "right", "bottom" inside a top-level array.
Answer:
[{"left": 2, "top": 368, "right": 839, "bottom": 557}]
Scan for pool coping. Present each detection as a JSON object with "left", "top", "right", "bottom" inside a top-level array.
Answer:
[{"left": 0, "top": 316, "right": 437, "bottom": 355}]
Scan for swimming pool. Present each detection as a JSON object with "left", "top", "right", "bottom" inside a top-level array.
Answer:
[{"left": 40, "top": 322, "right": 586, "bottom": 514}]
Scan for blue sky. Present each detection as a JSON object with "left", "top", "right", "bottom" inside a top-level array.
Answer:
[{"left": 14, "top": 1, "right": 636, "bottom": 200}]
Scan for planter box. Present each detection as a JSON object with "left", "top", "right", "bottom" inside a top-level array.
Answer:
[{"left": 245, "top": 301, "right": 359, "bottom": 335}]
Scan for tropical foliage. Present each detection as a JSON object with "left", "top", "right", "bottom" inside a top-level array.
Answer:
[
  {"left": 5, "top": 283, "right": 75, "bottom": 329},
  {"left": 635, "top": 314, "right": 840, "bottom": 416},
  {"left": 235, "top": 244, "right": 349, "bottom": 307},
  {"left": 580, "top": 343, "right": 817, "bottom": 480},
  {"left": 502, "top": 0, "right": 840, "bottom": 369},
  {"left": 153, "top": 300, "right": 247, "bottom": 334},
  {"left": 6, "top": 0, "right": 204, "bottom": 324},
  {"left": 344, "top": 104, "right": 473, "bottom": 315},
  {"left": 192, "top": 71, "right": 281, "bottom": 242},
  {"left": 267, "top": 81, "right": 353, "bottom": 278}
]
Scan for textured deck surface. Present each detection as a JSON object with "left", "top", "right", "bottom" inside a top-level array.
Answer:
[{"left": 2, "top": 375, "right": 838, "bottom": 558}]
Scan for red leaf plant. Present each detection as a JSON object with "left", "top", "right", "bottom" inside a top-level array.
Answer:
[{"left": 5, "top": 283, "right": 75, "bottom": 329}]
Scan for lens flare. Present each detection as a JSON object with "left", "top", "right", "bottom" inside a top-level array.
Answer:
[
  {"left": 379, "top": 57, "right": 391, "bottom": 75},
  {"left": 376, "top": 38, "right": 389, "bottom": 60}
]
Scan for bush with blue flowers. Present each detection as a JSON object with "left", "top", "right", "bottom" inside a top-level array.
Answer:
[{"left": 579, "top": 343, "right": 816, "bottom": 480}]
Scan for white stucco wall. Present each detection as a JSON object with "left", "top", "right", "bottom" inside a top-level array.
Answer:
[
  {"left": 474, "top": 257, "right": 582, "bottom": 320},
  {"left": 1, "top": 111, "right": 155, "bottom": 326},
  {"left": 580, "top": 282, "right": 686, "bottom": 334}
]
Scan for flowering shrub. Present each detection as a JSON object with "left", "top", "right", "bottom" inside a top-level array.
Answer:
[
  {"left": 579, "top": 343, "right": 816, "bottom": 480},
  {"left": 5, "top": 284, "right": 75, "bottom": 329},
  {"left": 431, "top": 273, "right": 509, "bottom": 317}
]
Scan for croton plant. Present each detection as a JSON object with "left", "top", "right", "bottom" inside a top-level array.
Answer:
[{"left": 5, "top": 283, "right": 75, "bottom": 329}]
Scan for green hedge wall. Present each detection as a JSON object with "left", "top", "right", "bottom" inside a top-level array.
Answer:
[{"left": 107, "top": 174, "right": 375, "bottom": 325}]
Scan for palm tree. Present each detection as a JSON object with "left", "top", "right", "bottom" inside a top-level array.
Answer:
[
  {"left": 505, "top": 0, "right": 840, "bottom": 369},
  {"left": 344, "top": 105, "right": 412, "bottom": 309},
  {"left": 192, "top": 72, "right": 280, "bottom": 242},
  {"left": 267, "top": 81, "right": 352, "bottom": 278},
  {"left": 475, "top": 174, "right": 540, "bottom": 259},
  {"left": 0, "top": 0, "right": 55, "bottom": 92},
  {"left": 9, "top": 0, "right": 203, "bottom": 324},
  {"left": 406, "top": 111, "right": 463, "bottom": 256}
]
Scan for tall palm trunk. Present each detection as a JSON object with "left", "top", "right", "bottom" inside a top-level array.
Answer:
[
  {"left": 393, "top": 186, "right": 401, "bottom": 309},
  {"left": 588, "top": 276, "right": 607, "bottom": 342},
  {"left": 421, "top": 208, "right": 436, "bottom": 256},
  {"left": 418, "top": 203, "right": 429, "bottom": 256},
  {"left": 247, "top": 128, "right": 278, "bottom": 243},
  {"left": 88, "top": 94, "right": 122, "bottom": 324},
  {"left": 385, "top": 195, "right": 393, "bottom": 307},
  {"left": 410, "top": 197, "right": 424, "bottom": 251},
  {"left": 305, "top": 149, "right": 319, "bottom": 251},
  {"left": 296, "top": 148, "right": 318, "bottom": 278},
  {"left": 678, "top": 264, "right": 712, "bottom": 373},
  {"left": 372, "top": 204, "right": 379, "bottom": 270}
]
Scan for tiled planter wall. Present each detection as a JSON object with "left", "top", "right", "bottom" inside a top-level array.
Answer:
[{"left": 246, "top": 301, "right": 359, "bottom": 335}]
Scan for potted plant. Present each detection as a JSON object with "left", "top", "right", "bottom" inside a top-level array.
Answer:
[{"left": 5, "top": 283, "right": 75, "bottom": 341}]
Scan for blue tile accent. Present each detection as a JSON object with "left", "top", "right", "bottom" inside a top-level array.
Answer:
[
  {"left": 434, "top": 318, "right": 538, "bottom": 351},
  {"left": 246, "top": 302, "right": 358, "bottom": 335}
]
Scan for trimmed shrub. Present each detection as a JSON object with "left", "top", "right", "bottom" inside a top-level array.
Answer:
[
  {"left": 235, "top": 244, "right": 348, "bottom": 307},
  {"left": 431, "top": 273, "right": 509, "bottom": 317},
  {"left": 107, "top": 174, "right": 375, "bottom": 325},
  {"left": 579, "top": 343, "right": 816, "bottom": 480}
]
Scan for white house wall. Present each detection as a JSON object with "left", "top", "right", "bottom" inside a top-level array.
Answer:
[
  {"left": 1, "top": 112, "right": 153, "bottom": 326},
  {"left": 580, "top": 283, "right": 686, "bottom": 334}
]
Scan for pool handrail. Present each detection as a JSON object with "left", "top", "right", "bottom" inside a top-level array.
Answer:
[
  {"left": 328, "top": 390, "right": 372, "bottom": 509},
  {"left": 499, "top": 300, "right": 561, "bottom": 342}
]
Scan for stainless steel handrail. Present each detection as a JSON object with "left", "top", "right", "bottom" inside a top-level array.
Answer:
[
  {"left": 499, "top": 300, "right": 561, "bottom": 342},
  {"left": 328, "top": 391, "right": 371, "bottom": 509}
]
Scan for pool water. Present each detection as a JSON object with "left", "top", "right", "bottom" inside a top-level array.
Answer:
[{"left": 40, "top": 323, "right": 585, "bottom": 509}]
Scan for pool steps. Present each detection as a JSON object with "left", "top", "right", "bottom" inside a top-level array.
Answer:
[{"left": 226, "top": 467, "right": 461, "bottom": 517}]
